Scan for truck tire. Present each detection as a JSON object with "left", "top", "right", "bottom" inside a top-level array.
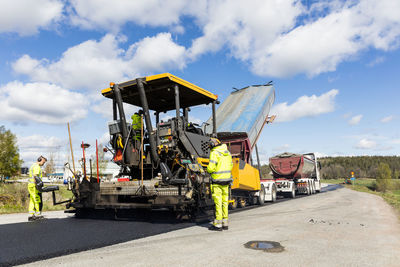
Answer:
[
  {"left": 306, "top": 182, "right": 311, "bottom": 195},
  {"left": 258, "top": 184, "right": 265, "bottom": 206},
  {"left": 289, "top": 187, "right": 296, "bottom": 199},
  {"left": 271, "top": 185, "right": 277, "bottom": 202}
]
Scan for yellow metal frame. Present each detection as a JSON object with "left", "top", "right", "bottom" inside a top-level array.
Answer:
[{"left": 101, "top": 73, "right": 218, "bottom": 100}]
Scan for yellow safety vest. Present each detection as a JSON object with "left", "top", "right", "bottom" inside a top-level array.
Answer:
[
  {"left": 131, "top": 114, "right": 142, "bottom": 131},
  {"left": 207, "top": 144, "right": 233, "bottom": 184},
  {"left": 29, "top": 163, "right": 42, "bottom": 184}
]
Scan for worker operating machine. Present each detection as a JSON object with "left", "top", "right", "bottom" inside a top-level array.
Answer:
[{"left": 66, "top": 74, "right": 218, "bottom": 218}]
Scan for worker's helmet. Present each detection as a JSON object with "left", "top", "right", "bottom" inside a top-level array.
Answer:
[
  {"left": 37, "top": 155, "right": 47, "bottom": 162},
  {"left": 209, "top": 138, "right": 221, "bottom": 148}
]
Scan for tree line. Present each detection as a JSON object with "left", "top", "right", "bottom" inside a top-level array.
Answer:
[{"left": 319, "top": 156, "right": 400, "bottom": 179}]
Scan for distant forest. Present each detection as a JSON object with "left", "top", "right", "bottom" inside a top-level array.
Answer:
[
  {"left": 258, "top": 156, "right": 400, "bottom": 180},
  {"left": 318, "top": 156, "right": 400, "bottom": 179}
]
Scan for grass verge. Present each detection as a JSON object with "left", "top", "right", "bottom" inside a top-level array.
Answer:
[
  {"left": 322, "top": 178, "right": 400, "bottom": 216},
  {"left": 0, "top": 182, "right": 73, "bottom": 214}
]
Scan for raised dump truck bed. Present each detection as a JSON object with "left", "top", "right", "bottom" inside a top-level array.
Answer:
[{"left": 208, "top": 84, "right": 276, "bottom": 208}]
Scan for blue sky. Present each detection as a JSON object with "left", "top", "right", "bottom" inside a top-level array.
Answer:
[{"left": 0, "top": 0, "right": 399, "bottom": 168}]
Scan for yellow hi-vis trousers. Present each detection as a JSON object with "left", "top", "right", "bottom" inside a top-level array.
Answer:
[
  {"left": 211, "top": 184, "right": 229, "bottom": 227},
  {"left": 28, "top": 184, "right": 42, "bottom": 215}
]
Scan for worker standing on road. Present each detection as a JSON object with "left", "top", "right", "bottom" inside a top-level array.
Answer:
[
  {"left": 28, "top": 156, "right": 47, "bottom": 221},
  {"left": 131, "top": 110, "right": 143, "bottom": 141},
  {"left": 207, "top": 138, "right": 233, "bottom": 231}
]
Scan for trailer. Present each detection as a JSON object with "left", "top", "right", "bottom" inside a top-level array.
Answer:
[{"left": 268, "top": 152, "right": 321, "bottom": 198}]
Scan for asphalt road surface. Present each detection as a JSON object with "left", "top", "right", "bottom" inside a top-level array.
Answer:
[{"left": 0, "top": 185, "right": 340, "bottom": 266}]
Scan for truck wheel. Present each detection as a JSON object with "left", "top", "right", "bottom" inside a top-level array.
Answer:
[
  {"left": 271, "top": 185, "right": 277, "bottom": 202},
  {"left": 258, "top": 184, "right": 265, "bottom": 206},
  {"left": 290, "top": 187, "right": 296, "bottom": 199}
]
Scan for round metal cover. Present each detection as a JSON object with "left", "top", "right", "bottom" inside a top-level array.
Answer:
[{"left": 244, "top": 241, "right": 284, "bottom": 253}]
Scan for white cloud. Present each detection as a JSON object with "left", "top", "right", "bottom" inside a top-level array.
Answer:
[
  {"left": 0, "top": 81, "right": 88, "bottom": 124},
  {"left": 354, "top": 138, "right": 377, "bottom": 149},
  {"left": 381, "top": 115, "right": 394, "bottom": 123},
  {"left": 99, "top": 132, "right": 111, "bottom": 146},
  {"left": 18, "top": 134, "right": 64, "bottom": 149},
  {"left": 68, "top": 0, "right": 192, "bottom": 31},
  {"left": 17, "top": 134, "right": 66, "bottom": 166},
  {"left": 4, "top": 0, "right": 400, "bottom": 79},
  {"left": 348, "top": 114, "right": 363, "bottom": 125},
  {"left": 6, "top": 0, "right": 400, "bottom": 79},
  {"left": 128, "top": 33, "right": 187, "bottom": 72},
  {"left": 253, "top": 1, "right": 400, "bottom": 77},
  {"left": 189, "top": 0, "right": 302, "bottom": 61},
  {"left": 187, "top": 0, "right": 400, "bottom": 78},
  {"left": 271, "top": 89, "right": 338, "bottom": 122},
  {"left": 12, "top": 33, "right": 187, "bottom": 91},
  {"left": 0, "top": 0, "right": 63, "bottom": 36},
  {"left": 92, "top": 99, "right": 139, "bottom": 120}
]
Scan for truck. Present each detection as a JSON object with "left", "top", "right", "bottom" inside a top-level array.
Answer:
[
  {"left": 207, "top": 83, "right": 277, "bottom": 208},
  {"left": 266, "top": 152, "right": 321, "bottom": 198}
]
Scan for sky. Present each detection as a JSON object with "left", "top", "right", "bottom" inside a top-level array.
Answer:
[{"left": 0, "top": 0, "right": 399, "bottom": 169}]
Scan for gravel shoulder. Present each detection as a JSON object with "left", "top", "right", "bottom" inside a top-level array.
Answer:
[{"left": 22, "top": 187, "right": 400, "bottom": 267}]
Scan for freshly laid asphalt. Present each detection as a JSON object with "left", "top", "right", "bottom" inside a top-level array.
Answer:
[{"left": 0, "top": 184, "right": 341, "bottom": 266}]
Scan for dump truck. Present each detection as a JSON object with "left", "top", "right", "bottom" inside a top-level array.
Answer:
[
  {"left": 267, "top": 152, "right": 321, "bottom": 198},
  {"left": 207, "top": 83, "right": 277, "bottom": 208}
]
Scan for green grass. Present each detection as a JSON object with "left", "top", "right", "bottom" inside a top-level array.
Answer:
[
  {"left": 322, "top": 178, "right": 400, "bottom": 215},
  {"left": 0, "top": 182, "right": 73, "bottom": 214}
]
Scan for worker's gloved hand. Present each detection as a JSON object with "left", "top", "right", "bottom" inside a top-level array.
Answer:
[{"left": 34, "top": 176, "right": 43, "bottom": 192}]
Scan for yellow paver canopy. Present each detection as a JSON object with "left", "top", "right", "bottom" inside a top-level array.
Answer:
[{"left": 102, "top": 73, "right": 218, "bottom": 112}]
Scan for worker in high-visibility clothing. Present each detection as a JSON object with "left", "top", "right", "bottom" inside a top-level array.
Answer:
[
  {"left": 131, "top": 110, "right": 143, "bottom": 141},
  {"left": 28, "top": 156, "right": 47, "bottom": 221},
  {"left": 207, "top": 138, "right": 233, "bottom": 231}
]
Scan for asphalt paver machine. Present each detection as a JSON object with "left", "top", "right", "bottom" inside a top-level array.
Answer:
[{"left": 67, "top": 73, "right": 218, "bottom": 218}]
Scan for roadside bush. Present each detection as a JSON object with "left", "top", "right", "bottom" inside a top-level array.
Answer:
[
  {"left": 0, "top": 182, "right": 28, "bottom": 213},
  {"left": 375, "top": 163, "right": 392, "bottom": 192}
]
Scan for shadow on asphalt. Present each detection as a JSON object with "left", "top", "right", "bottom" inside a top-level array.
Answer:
[
  {"left": 0, "top": 210, "right": 196, "bottom": 266},
  {"left": 0, "top": 184, "right": 341, "bottom": 266}
]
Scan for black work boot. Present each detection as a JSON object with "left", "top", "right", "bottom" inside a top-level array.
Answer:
[
  {"left": 222, "top": 219, "right": 229, "bottom": 230},
  {"left": 208, "top": 225, "right": 223, "bottom": 231},
  {"left": 28, "top": 215, "right": 36, "bottom": 222}
]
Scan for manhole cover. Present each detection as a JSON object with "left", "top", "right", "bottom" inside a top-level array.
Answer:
[{"left": 244, "top": 241, "right": 284, "bottom": 253}]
